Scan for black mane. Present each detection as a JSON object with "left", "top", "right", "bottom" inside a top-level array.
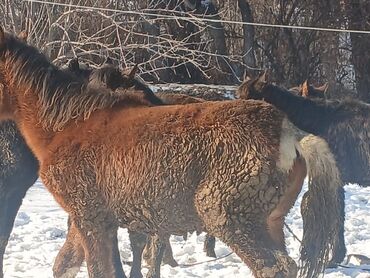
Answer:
[{"left": 88, "top": 65, "right": 163, "bottom": 106}]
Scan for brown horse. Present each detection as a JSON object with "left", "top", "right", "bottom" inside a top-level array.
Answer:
[
  {"left": 54, "top": 61, "right": 169, "bottom": 278},
  {"left": 54, "top": 61, "right": 215, "bottom": 278},
  {"left": 239, "top": 72, "right": 370, "bottom": 277},
  {"left": 0, "top": 28, "right": 307, "bottom": 278}
]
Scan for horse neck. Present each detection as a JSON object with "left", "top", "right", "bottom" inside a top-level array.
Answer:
[
  {"left": 261, "top": 84, "right": 331, "bottom": 136},
  {"left": 10, "top": 84, "right": 55, "bottom": 161}
]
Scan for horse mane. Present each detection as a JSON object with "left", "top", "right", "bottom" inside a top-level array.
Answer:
[
  {"left": 1, "top": 32, "right": 156, "bottom": 131},
  {"left": 88, "top": 64, "right": 163, "bottom": 106}
]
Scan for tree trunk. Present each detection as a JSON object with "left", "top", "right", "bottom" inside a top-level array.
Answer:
[
  {"left": 185, "top": 0, "right": 234, "bottom": 83},
  {"left": 237, "top": 0, "right": 256, "bottom": 72},
  {"left": 345, "top": 0, "right": 370, "bottom": 102}
]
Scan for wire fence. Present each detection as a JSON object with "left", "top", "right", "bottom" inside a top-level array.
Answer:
[
  {"left": 2, "top": 0, "right": 368, "bottom": 96},
  {"left": 23, "top": 0, "right": 370, "bottom": 34}
]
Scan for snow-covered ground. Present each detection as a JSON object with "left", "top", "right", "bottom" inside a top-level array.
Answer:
[{"left": 4, "top": 180, "right": 370, "bottom": 277}]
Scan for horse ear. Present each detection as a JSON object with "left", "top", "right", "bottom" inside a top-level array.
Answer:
[
  {"left": 104, "top": 57, "right": 113, "bottom": 65},
  {"left": 68, "top": 58, "right": 80, "bottom": 72},
  {"left": 323, "top": 82, "right": 329, "bottom": 94},
  {"left": 0, "top": 26, "right": 5, "bottom": 45},
  {"left": 18, "top": 30, "right": 28, "bottom": 42},
  {"left": 243, "top": 70, "right": 251, "bottom": 82},
  {"left": 301, "top": 80, "right": 309, "bottom": 97},
  {"left": 315, "top": 82, "right": 329, "bottom": 94},
  {"left": 254, "top": 70, "right": 268, "bottom": 91},
  {"left": 128, "top": 64, "right": 139, "bottom": 79}
]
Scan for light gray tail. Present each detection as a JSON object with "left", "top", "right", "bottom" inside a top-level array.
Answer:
[{"left": 299, "top": 135, "right": 345, "bottom": 277}]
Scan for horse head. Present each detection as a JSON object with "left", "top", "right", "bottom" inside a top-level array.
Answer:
[{"left": 237, "top": 70, "right": 269, "bottom": 100}]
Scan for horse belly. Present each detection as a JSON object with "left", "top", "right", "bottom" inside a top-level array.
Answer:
[{"left": 113, "top": 184, "right": 203, "bottom": 236}]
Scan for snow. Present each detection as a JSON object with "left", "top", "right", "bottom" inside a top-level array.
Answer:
[{"left": 4, "top": 180, "right": 370, "bottom": 277}]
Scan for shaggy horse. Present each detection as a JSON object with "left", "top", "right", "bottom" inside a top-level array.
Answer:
[
  {"left": 0, "top": 56, "right": 164, "bottom": 278},
  {"left": 54, "top": 61, "right": 216, "bottom": 278},
  {"left": 0, "top": 28, "right": 307, "bottom": 278},
  {"left": 238, "top": 73, "right": 370, "bottom": 277}
]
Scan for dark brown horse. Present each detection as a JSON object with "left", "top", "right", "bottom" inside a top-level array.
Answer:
[
  {"left": 0, "top": 28, "right": 307, "bottom": 278},
  {"left": 289, "top": 80, "right": 328, "bottom": 99},
  {"left": 0, "top": 121, "right": 38, "bottom": 278},
  {"left": 288, "top": 79, "right": 346, "bottom": 269},
  {"left": 0, "top": 32, "right": 39, "bottom": 278},
  {"left": 239, "top": 73, "right": 370, "bottom": 277}
]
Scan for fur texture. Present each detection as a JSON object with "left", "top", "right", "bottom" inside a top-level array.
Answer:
[{"left": 0, "top": 29, "right": 306, "bottom": 278}]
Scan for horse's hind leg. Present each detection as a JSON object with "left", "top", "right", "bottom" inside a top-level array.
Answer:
[
  {"left": 217, "top": 224, "right": 296, "bottom": 278},
  {"left": 0, "top": 184, "right": 30, "bottom": 278},
  {"left": 74, "top": 217, "right": 126, "bottom": 278},
  {"left": 267, "top": 153, "right": 306, "bottom": 252},
  {"left": 129, "top": 230, "right": 146, "bottom": 278},
  {"left": 53, "top": 217, "right": 85, "bottom": 278},
  {"left": 144, "top": 235, "right": 177, "bottom": 268},
  {"left": 203, "top": 234, "right": 216, "bottom": 258}
]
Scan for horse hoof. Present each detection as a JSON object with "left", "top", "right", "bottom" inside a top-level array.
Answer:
[
  {"left": 205, "top": 250, "right": 217, "bottom": 258},
  {"left": 146, "top": 271, "right": 160, "bottom": 278},
  {"left": 163, "top": 258, "right": 178, "bottom": 267}
]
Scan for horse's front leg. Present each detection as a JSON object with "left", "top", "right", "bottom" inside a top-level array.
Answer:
[
  {"left": 73, "top": 216, "right": 126, "bottom": 278},
  {"left": 129, "top": 230, "right": 146, "bottom": 278},
  {"left": 203, "top": 234, "right": 216, "bottom": 258},
  {"left": 0, "top": 184, "right": 31, "bottom": 278}
]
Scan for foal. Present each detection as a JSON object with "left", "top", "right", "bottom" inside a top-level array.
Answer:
[
  {"left": 239, "top": 73, "right": 370, "bottom": 277},
  {"left": 0, "top": 28, "right": 306, "bottom": 278}
]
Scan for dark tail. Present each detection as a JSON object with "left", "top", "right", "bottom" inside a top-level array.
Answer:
[{"left": 299, "top": 135, "right": 345, "bottom": 277}]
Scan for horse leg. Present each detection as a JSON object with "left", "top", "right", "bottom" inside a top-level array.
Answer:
[
  {"left": 328, "top": 186, "right": 346, "bottom": 266},
  {"left": 144, "top": 234, "right": 177, "bottom": 268},
  {"left": 53, "top": 217, "right": 85, "bottom": 278},
  {"left": 218, "top": 223, "right": 296, "bottom": 278},
  {"left": 162, "top": 236, "right": 177, "bottom": 267},
  {"left": 74, "top": 218, "right": 126, "bottom": 278},
  {"left": 142, "top": 236, "right": 152, "bottom": 266},
  {"left": 128, "top": 230, "right": 146, "bottom": 278},
  {"left": 0, "top": 186, "right": 29, "bottom": 278},
  {"left": 145, "top": 235, "right": 166, "bottom": 278},
  {"left": 203, "top": 234, "right": 216, "bottom": 258}
]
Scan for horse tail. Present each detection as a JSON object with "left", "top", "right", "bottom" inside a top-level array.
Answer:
[{"left": 299, "top": 134, "right": 345, "bottom": 277}]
